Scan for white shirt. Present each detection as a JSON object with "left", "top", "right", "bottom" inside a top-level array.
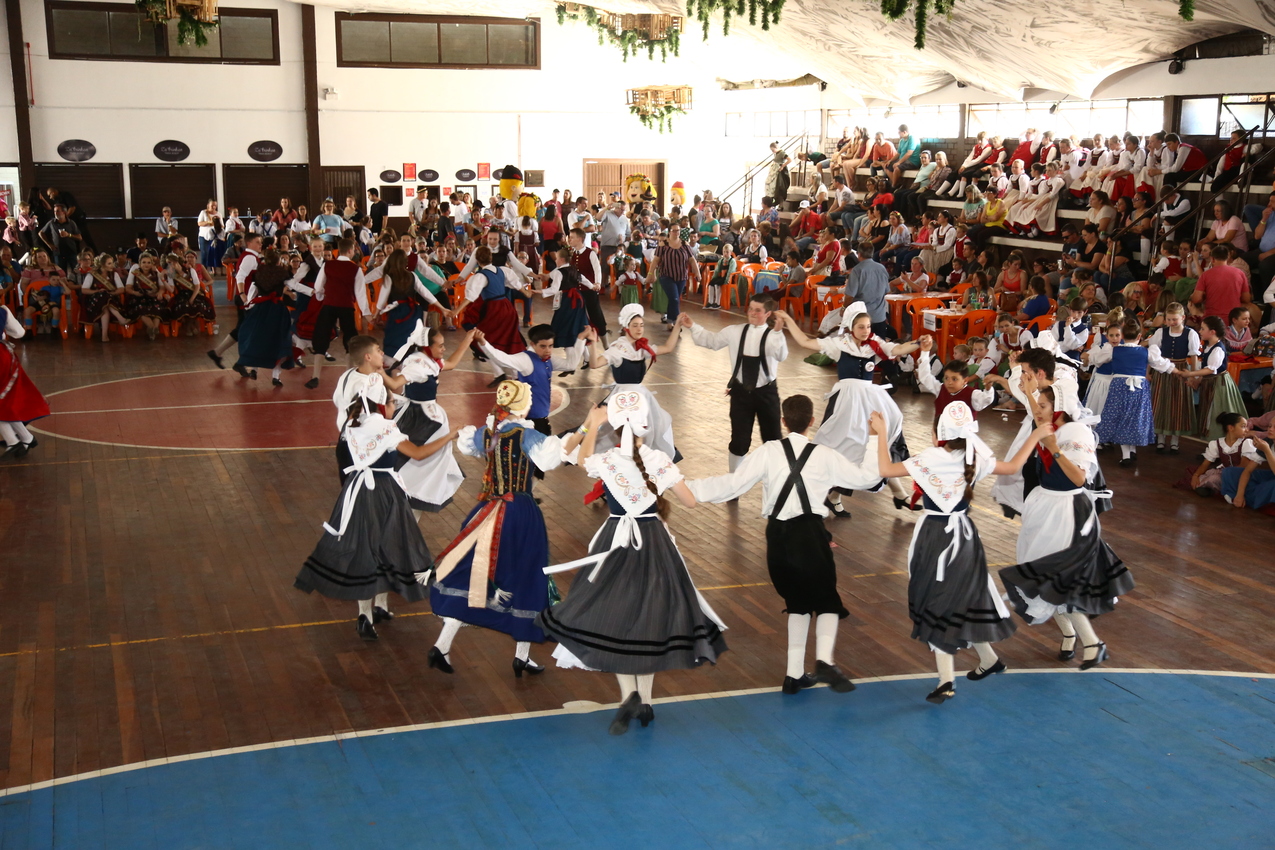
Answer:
[
  {"left": 687, "top": 434, "right": 879, "bottom": 519},
  {"left": 567, "top": 211, "right": 597, "bottom": 239},
  {"left": 197, "top": 210, "right": 219, "bottom": 241},
  {"left": 916, "top": 352, "right": 995, "bottom": 410},
  {"left": 407, "top": 196, "right": 426, "bottom": 223},
  {"left": 314, "top": 255, "right": 372, "bottom": 317},
  {"left": 480, "top": 338, "right": 587, "bottom": 377},
  {"left": 1203, "top": 436, "right": 1264, "bottom": 465},
  {"left": 289, "top": 218, "right": 312, "bottom": 236},
  {"left": 689, "top": 322, "right": 789, "bottom": 388},
  {"left": 1059, "top": 149, "right": 1087, "bottom": 182},
  {"left": 1149, "top": 327, "right": 1202, "bottom": 359},
  {"left": 155, "top": 216, "right": 179, "bottom": 239}
]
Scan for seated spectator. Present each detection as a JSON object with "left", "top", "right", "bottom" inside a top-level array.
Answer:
[
  {"left": 1224, "top": 306, "right": 1253, "bottom": 353},
  {"left": 836, "top": 127, "right": 871, "bottom": 184},
  {"left": 967, "top": 189, "right": 1008, "bottom": 251},
  {"left": 892, "top": 256, "right": 932, "bottom": 292},
  {"left": 1085, "top": 190, "right": 1116, "bottom": 236},
  {"left": 919, "top": 209, "right": 957, "bottom": 276},
  {"left": 900, "top": 151, "right": 951, "bottom": 221},
  {"left": 868, "top": 131, "right": 897, "bottom": 182},
  {"left": 993, "top": 250, "right": 1027, "bottom": 308},
  {"left": 887, "top": 124, "right": 921, "bottom": 189},
  {"left": 878, "top": 211, "right": 911, "bottom": 271},
  {"left": 1191, "top": 244, "right": 1253, "bottom": 321},
  {"left": 962, "top": 270, "right": 995, "bottom": 310},
  {"left": 1016, "top": 275, "right": 1053, "bottom": 323},
  {"left": 1198, "top": 200, "right": 1248, "bottom": 254}
]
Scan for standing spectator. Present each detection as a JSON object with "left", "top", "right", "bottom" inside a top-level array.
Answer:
[
  {"left": 197, "top": 199, "right": 222, "bottom": 270},
  {"left": 312, "top": 199, "right": 345, "bottom": 248},
  {"left": 38, "top": 204, "right": 82, "bottom": 273},
  {"left": 653, "top": 227, "right": 699, "bottom": 326},
  {"left": 407, "top": 187, "right": 428, "bottom": 231},
  {"left": 598, "top": 200, "right": 631, "bottom": 274},
  {"left": 1192, "top": 244, "right": 1253, "bottom": 320},
  {"left": 271, "top": 197, "right": 298, "bottom": 232},
  {"left": 366, "top": 189, "right": 388, "bottom": 236},
  {"left": 44, "top": 186, "right": 92, "bottom": 251},
  {"left": 567, "top": 197, "right": 597, "bottom": 247}
]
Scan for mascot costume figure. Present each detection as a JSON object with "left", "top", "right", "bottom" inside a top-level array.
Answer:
[
  {"left": 670, "top": 181, "right": 686, "bottom": 208},
  {"left": 624, "top": 173, "right": 657, "bottom": 207},
  {"left": 500, "top": 164, "right": 540, "bottom": 219}
]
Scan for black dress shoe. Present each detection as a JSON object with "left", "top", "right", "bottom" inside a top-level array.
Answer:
[
  {"left": 427, "top": 646, "right": 454, "bottom": 674},
  {"left": 232, "top": 362, "right": 250, "bottom": 378},
  {"left": 372, "top": 606, "right": 394, "bottom": 624},
  {"left": 512, "top": 657, "right": 544, "bottom": 678},
  {"left": 609, "top": 692, "right": 642, "bottom": 735},
  {"left": 207, "top": 350, "right": 225, "bottom": 369},
  {"left": 24, "top": 438, "right": 37, "bottom": 451},
  {"left": 2, "top": 443, "right": 19, "bottom": 458},
  {"left": 271, "top": 377, "right": 283, "bottom": 387},
  {"left": 305, "top": 377, "right": 319, "bottom": 389},
  {"left": 249, "top": 370, "right": 258, "bottom": 380},
  {"left": 815, "top": 660, "right": 857, "bottom": 692},
  {"left": 1058, "top": 634, "right": 1077, "bottom": 661},
  {"left": 323, "top": 352, "right": 336, "bottom": 362},
  {"left": 1117, "top": 457, "right": 1136, "bottom": 468},
  {"left": 637, "top": 704, "right": 655, "bottom": 728},
  {"left": 824, "top": 498, "right": 851, "bottom": 519},
  {"left": 356, "top": 614, "right": 378, "bottom": 641},
  {"left": 925, "top": 682, "right": 956, "bottom": 704},
  {"left": 1154, "top": 443, "right": 1167, "bottom": 454},
  {"left": 1080, "top": 642, "right": 1109, "bottom": 670},
  {"left": 893, "top": 496, "right": 920, "bottom": 511},
  {"left": 781, "top": 673, "right": 818, "bottom": 694},
  {"left": 966, "top": 659, "right": 1006, "bottom": 681},
  {"left": 12, "top": 442, "right": 29, "bottom": 458}
]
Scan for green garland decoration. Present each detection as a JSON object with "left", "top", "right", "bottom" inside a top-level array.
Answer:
[
  {"left": 630, "top": 103, "right": 686, "bottom": 134},
  {"left": 685, "top": 0, "right": 785, "bottom": 40},
  {"left": 555, "top": 4, "right": 681, "bottom": 62},
  {"left": 884, "top": 0, "right": 1195, "bottom": 50},
  {"left": 134, "top": 0, "right": 219, "bottom": 46}
]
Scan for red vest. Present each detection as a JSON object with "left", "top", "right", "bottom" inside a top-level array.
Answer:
[
  {"left": 933, "top": 384, "right": 978, "bottom": 421},
  {"left": 573, "top": 247, "right": 596, "bottom": 285},
  {"left": 1180, "top": 143, "right": 1208, "bottom": 171},
  {"left": 322, "top": 259, "right": 360, "bottom": 308},
  {"left": 235, "top": 251, "right": 258, "bottom": 288}
]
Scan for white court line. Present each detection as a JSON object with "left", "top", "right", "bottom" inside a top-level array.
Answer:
[{"left": 0, "top": 667, "right": 1270, "bottom": 798}]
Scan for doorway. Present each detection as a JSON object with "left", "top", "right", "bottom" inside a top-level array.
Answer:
[{"left": 582, "top": 160, "right": 666, "bottom": 214}]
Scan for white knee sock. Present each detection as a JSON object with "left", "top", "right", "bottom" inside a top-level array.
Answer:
[
  {"left": 514, "top": 641, "right": 530, "bottom": 662},
  {"left": 435, "top": 617, "right": 462, "bottom": 654},
  {"left": 1069, "top": 612, "right": 1100, "bottom": 646},
  {"left": 373, "top": 592, "right": 388, "bottom": 611},
  {"left": 215, "top": 334, "right": 235, "bottom": 355},
  {"left": 0, "top": 423, "right": 17, "bottom": 446},
  {"left": 1053, "top": 612, "right": 1076, "bottom": 638},
  {"left": 616, "top": 673, "right": 639, "bottom": 701},
  {"left": 412, "top": 509, "right": 423, "bottom": 524},
  {"left": 271, "top": 365, "right": 283, "bottom": 380},
  {"left": 786, "top": 613, "right": 811, "bottom": 678},
  {"left": 11, "top": 422, "right": 32, "bottom": 443},
  {"left": 887, "top": 477, "right": 909, "bottom": 499},
  {"left": 636, "top": 674, "right": 654, "bottom": 703},
  {"left": 1120, "top": 444, "right": 1134, "bottom": 459},
  {"left": 1170, "top": 434, "right": 1180, "bottom": 448},
  {"left": 357, "top": 599, "right": 374, "bottom": 620},
  {"left": 973, "top": 642, "right": 998, "bottom": 669},
  {"left": 827, "top": 491, "right": 843, "bottom": 507},
  {"left": 728, "top": 453, "right": 744, "bottom": 473},
  {"left": 934, "top": 649, "right": 955, "bottom": 686},
  {"left": 814, "top": 613, "right": 839, "bottom": 665}
]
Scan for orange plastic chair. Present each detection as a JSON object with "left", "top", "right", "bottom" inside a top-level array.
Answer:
[
  {"left": 730, "top": 263, "right": 762, "bottom": 301},
  {"left": 223, "top": 260, "right": 237, "bottom": 301},
  {"left": 949, "top": 309, "right": 997, "bottom": 348},
  {"left": 1024, "top": 314, "right": 1054, "bottom": 336},
  {"left": 905, "top": 297, "right": 946, "bottom": 340},
  {"left": 778, "top": 272, "right": 814, "bottom": 323},
  {"left": 764, "top": 261, "right": 786, "bottom": 272},
  {"left": 951, "top": 282, "right": 973, "bottom": 297},
  {"left": 810, "top": 288, "right": 843, "bottom": 329},
  {"left": 22, "top": 279, "right": 71, "bottom": 339}
]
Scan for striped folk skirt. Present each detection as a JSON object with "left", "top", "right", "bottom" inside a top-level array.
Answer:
[
  {"left": 1150, "top": 366, "right": 1195, "bottom": 436},
  {"left": 1196, "top": 372, "right": 1248, "bottom": 440}
]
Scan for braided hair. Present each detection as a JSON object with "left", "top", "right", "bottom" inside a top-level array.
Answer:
[
  {"left": 941, "top": 438, "right": 977, "bottom": 503},
  {"left": 618, "top": 425, "right": 670, "bottom": 520}
]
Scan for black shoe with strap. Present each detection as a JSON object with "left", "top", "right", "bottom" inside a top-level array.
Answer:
[
  {"left": 427, "top": 646, "right": 454, "bottom": 674},
  {"left": 512, "top": 657, "right": 544, "bottom": 678},
  {"left": 814, "top": 661, "right": 857, "bottom": 692},
  {"left": 925, "top": 682, "right": 956, "bottom": 704},
  {"left": 966, "top": 659, "right": 1006, "bottom": 681},
  {"left": 356, "top": 614, "right": 378, "bottom": 641},
  {"left": 609, "top": 692, "right": 642, "bottom": 735},
  {"left": 781, "top": 673, "right": 818, "bottom": 694}
]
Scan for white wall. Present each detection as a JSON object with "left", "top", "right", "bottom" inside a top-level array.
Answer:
[{"left": 0, "top": 9, "right": 21, "bottom": 162}]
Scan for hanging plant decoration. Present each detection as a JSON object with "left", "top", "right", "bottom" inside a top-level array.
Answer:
[
  {"left": 685, "top": 0, "right": 786, "bottom": 40},
  {"left": 885, "top": 0, "right": 1197, "bottom": 51},
  {"left": 627, "top": 86, "right": 692, "bottom": 134},
  {"left": 556, "top": 4, "right": 682, "bottom": 62},
  {"left": 135, "top": 0, "right": 219, "bottom": 46}
]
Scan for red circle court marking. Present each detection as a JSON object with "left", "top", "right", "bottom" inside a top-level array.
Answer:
[{"left": 34, "top": 369, "right": 501, "bottom": 451}]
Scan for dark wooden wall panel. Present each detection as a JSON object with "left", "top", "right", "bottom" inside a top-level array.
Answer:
[
  {"left": 221, "top": 164, "right": 309, "bottom": 215},
  {"left": 129, "top": 164, "right": 216, "bottom": 219}
]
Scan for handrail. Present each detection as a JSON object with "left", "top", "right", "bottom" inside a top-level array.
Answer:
[
  {"left": 1106, "top": 123, "right": 1263, "bottom": 247},
  {"left": 1165, "top": 145, "right": 1275, "bottom": 243},
  {"left": 717, "top": 132, "right": 810, "bottom": 214}
]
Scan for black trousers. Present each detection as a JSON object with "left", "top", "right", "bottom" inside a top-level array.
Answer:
[
  {"left": 1163, "top": 168, "right": 1204, "bottom": 187},
  {"left": 228, "top": 293, "right": 246, "bottom": 341},
  {"left": 311, "top": 305, "right": 357, "bottom": 355},
  {"left": 766, "top": 515, "right": 847, "bottom": 616},
  {"left": 581, "top": 287, "right": 608, "bottom": 336},
  {"left": 728, "top": 381, "right": 782, "bottom": 457}
]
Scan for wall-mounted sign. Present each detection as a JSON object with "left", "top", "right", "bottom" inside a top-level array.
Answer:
[
  {"left": 443, "top": 186, "right": 452, "bottom": 195},
  {"left": 153, "top": 140, "right": 190, "bottom": 162},
  {"left": 493, "top": 167, "right": 505, "bottom": 180},
  {"left": 525, "top": 169, "right": 545, "bottom": 188},
  {"left": 247, "top": 140, "right": 283, "bottom": 162},
  {"left": 403, "top": 163, "right": 416, "bottom": 181},
  {"left": 405, "top": 188, "right": 415, "bottom": 198},
  {"left": 56, "top": 139, "right": 96, "bottom": 162},
  {"left": 477, "top": 163, "right": 491, "bottom": 180},
  {"left": 420, "top": 169, "right": 439, "bottom": 182},
  {"left": 455, "top": 169, "right": 476, "bottom": 181},
  {"left": 379, "top": 169, "right": 402, "bottom": 183}
]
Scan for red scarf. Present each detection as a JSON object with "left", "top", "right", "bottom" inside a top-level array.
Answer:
[
  {"left": 1035, "top": 413, "right": 1067, "bottom": 473},
  {"left": 631, "top": 335, "right": 658, "bottom": 364},
  {"left": 583, "top": 480, "right": 607, "bottom": 505},
  {"left": 863, "top": 335, "right": 890, "bottom": 362}
]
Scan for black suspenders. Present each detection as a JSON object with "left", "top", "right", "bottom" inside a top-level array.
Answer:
[
  {"left": 731, "top": 325, "right": 773, "bottom": 387},
  {"left": 771, "top": 439, "right": 817, "bottom": 519}
]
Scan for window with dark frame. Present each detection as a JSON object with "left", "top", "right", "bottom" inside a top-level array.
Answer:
[
  {"left": 45, "top": 1, "right": 279, "bottom": 64},
  {"left": 336, "top": 13, "right": 538, "bottom": 69}
]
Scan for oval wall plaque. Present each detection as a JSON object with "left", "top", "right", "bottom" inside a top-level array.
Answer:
[
  {"left": 492, "top": 168, "right": 505, "bottom": 180},
  {"left": 379, "top": 169, "right": 402, "bottom": 183},
  {"left": 56, "top": 139, "right": 96, "bottom": 163},
  {"left": 419, "top": 169, "right": 439, "bottom": 182},
  {"left": 455, "top": 169, "right": 476, "bottom": 181},
  {"left": 153, "top": 140, "right": 191, "bottom": 162},
  {"left": 247, "top": 140, "right": 283, "bottom": 162}
]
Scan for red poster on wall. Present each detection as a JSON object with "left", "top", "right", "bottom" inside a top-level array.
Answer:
[
  {"left": 404, "top": 163, "right": 417, "bottom": 181},
  {"left": 477, "top": 163, "right": 490, "bottom": 180},
  {"left": 443, "top": 187, "right": 452, "bottom": 196},
  {"left": 405, "top": 188, "right": 414, "bottom": 198}
]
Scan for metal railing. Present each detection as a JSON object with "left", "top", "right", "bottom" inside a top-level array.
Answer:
[{"left": 716, "top": 132, "right": 811, "bottom": 216}]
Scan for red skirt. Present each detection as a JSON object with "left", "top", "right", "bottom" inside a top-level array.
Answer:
[
  {"left": 1109, "top": 173, "right": 1135, "bottom": 202},
  {"left": 0, "top": 343, "right": 50, "bottom": 423},
  {"left": 294, "top": 295, "right": 326, "bottom": 343},
  {"left": 464, "top": 297, "right": 525, "bottom": 354}
]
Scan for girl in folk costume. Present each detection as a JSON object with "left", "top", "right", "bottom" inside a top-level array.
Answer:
[
  {"left": 1088, "top": 317, "right": 1176, "bottom": 467},
  {"left": 373, "top": 248, "right": 447, "bottom": 367},
  {"left": 163, "top": 253, "right": 215, "bottom": 335},
  {"left": 1177, "top": 315, "right": 1249, "bottom": 441},
  {"left": 1073, "top": 135, "right": 1121, "bottom": 197},
  {"left": 779, "top": 305, "right": 922, "bottom": 512},
  {"left": 123, "top": 251, "right": 168, "bottom": 340},
  {"left": 1079, "top": 306, "right": 1125, "bottom": 427},
  {"left": 585, "top": 303, "right": 683, "bottom": 461},
  {"left": 79, "top": 252, "right": 130, "bottom": 342},
  {"left": 232, "top": 248, "right": 297, "bottom": 387},
  {"left": 1006, "top": 161, "right": 1067, "bottom": 237},
  {"left": 616, "top": 256, "right": 644, "bottom": 307},
  {"left": 429, "top": 380, "right": 568, "bottom": 677},
  {"left": 1003, "top": 163, "right": 1046, "bottom": 231},
  {"left": 453, "top": 246, "right": 528, "bottom": 384},
  {"left": 0, "top": 303, "right": 49, "bottom": 457},
  {"left": 1145, "top": 302, "right": 1200, "bottom": 453},
  {"left": 871, "top": 404, "right": 1047, "bottom": 704},
  {"left": 999, "top": 379, "right": 1132, "bottom": 671},
  {"left": 688, "top": 394, "right": 878, "bottom": 695},
  {"left": 384, "top": 319, "right": 471, "bottom": 519},
  {"left": 294, "top": 373, "right": 449, "bottom": 641},
  {"left": 1101, "top": 135, "right": 1146, "bottom": 203},
  {"left": 537, "top": 393, "right": 727, "bottom": 736},
  {"left": 1188, "top": 412, "right": 1264, "bottom": 497},
  {"left": 515, "top": 216, "right": 540, "bottom": 273}
]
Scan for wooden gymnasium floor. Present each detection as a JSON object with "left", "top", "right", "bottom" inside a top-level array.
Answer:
[{"left": 2, "top": 295, "right": 1274, "bottom": 797}]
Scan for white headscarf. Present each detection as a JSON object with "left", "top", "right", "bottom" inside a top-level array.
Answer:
[
  {"left": 618, "top": 303, "right": 645, "bottom": 331},
  {"left": 839, "top": 300, "right": 870, "bottom": 331},
  {"left": 393, "top": 318, "right": 431, "bottom": 363},
  {"left": 357, "top": 371, "right": 388, "bottom": 408},
  {"left": 607, "top": 388, "right": 650, "bottom": 453},
  {"left": 936, "top": 401, "right": 991, "bottom": 465}
]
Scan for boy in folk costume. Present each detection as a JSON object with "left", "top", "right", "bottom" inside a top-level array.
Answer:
[
  {"left": 307, "top": 237, "right": 374, "bottom": 388},
  {"left": 688, "top": 394, "right": 880, "bottom": 694},
  {"left": 477, "top": 323, "right": 595, "bottom": 436},
  {"left": 453, "top": 246, "right": 530, "bottom": 386}
]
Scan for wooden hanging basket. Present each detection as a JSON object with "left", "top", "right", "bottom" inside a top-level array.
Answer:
[{"left": 626, "top": 85, "right": 693, "bottom": 112}]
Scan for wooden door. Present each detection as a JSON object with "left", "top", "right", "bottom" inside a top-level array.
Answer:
[
  {"left": 321, "top": 166, "right": 365, "bottom": 212},
  {"left": 222, "top": 164, "right": 310, "bottom": 216},
  {"left": 582, "top": 160, "right": 665, "bottom": 214}
]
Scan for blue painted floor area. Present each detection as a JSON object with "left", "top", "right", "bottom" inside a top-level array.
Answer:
[{"left": 2, "top": 672, "right": 1273, "bottom": 849}]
